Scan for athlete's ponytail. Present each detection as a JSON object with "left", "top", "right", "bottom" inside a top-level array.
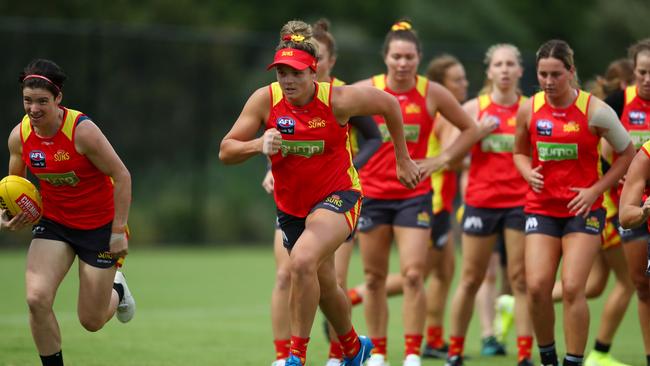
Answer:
[{"left": 277, "top": 20, "right": 319, "bottom": 58}]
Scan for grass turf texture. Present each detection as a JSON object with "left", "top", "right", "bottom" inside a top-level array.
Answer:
[{"left": 0, "top": 246, "right": 646, "bottom": 365}]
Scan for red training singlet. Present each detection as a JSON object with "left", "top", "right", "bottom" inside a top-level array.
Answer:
[
  {"left": 426, "top": 113, "right": 457, "bottom": 213},
  {"left": 603, "top": 85, "right": 650, "bottom": 217},
  {"left": 525, "top": 90, "right": 601, "bottom": 217},
  {"left": 20, "top": 107, "right": 114, "bottom": 229},
  {"left": 622, "top": 85, "right": 650, "bottom": 150},
  {"left": 360, "top": 74, "right": 434, "bottom": 199},
  {"left": 267, "top": 81, "right": 361, "bottom": 217},
  {"left": 465, "top": 95, "right": 527, "bottom": 208}
]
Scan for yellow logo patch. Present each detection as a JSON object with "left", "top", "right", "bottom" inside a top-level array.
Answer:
[
  {"left": 54, "top": 150, "right": 70, "bottom": 162},
  {"left": 586, "top": 216, "right": 600, "bottom": 230},
  {"left": 308, "top": 117, "right": 327, "bottom": 129},
  {"left": 405, "top": 103, "right": 421, "bottom": 114},
  {"left": 563, "top": 121, "right": 580, "bottom": 133}
]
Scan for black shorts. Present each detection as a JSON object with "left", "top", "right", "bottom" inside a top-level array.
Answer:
[
  {"left": 357, "top": 192, "right": 433, "bottom": 232},
  {"left": 524, "top": 209, "right": 606, "bottom": 238},
  {"left": 431, "top": 210, "right": 451, "bottom": 249},
  {"left": 32, "top": 217, "right": 116, "bottom": 268},
  {"left": 462, "top": 205, "right": 525, "bottom": 236},
  {"left": 277, "top": 190, "right": 362, "bottom": 251},
  {"left": 619, "top": 223, "right": 650, "bottom": 243}
]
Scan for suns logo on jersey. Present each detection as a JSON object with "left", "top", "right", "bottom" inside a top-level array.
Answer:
[
  {"left": 405, "top": 103, "right": 421, "bottom": 114},
  {"left": 54, "top": 150, "right": 70, "bottom": 162},
  {"left": 563, "top": 121, "right": 580, "bottom": 133},
  {"left": 507, "top": 117, "right": 516, "bottom": 126},
  {"left": 308, "top": 117, "right": 326, "bottom": 129}
]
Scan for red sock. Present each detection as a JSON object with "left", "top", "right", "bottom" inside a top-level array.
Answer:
[
  {"left": 290, "top": 336, "right": 310, "bottom": 364},
  {"left": 329, "top": 341, "right": 344, "bottom": 360},
  {"left": 371, "top": 337, "right": 387, "bottom": 356},
  {"left": 405, "top": 334, "right": 423, "bottom": 356},
  {"left": 449, "top": 336, "right": 465, "bottom": 357},
  {"left": 337, "top": 328, "right": 360, "bottom": 359},
  {"left": 347, "top": 288, "right": 363, "bottom": 306},
  {"left": 426, "top": 326, "right": 444, "bottom": 349},
  {"left": 517, "top": 336, "right": 533, "bottom": 361},
  {"left": 274, "top": 339, "right": 290, "bottom": 360}
]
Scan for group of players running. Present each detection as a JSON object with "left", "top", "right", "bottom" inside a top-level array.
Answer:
[{"left": 221, "top": 17, "right": 650, "bottom": 366}]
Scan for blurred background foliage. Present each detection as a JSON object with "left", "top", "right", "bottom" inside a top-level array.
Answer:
[{"left": 0, "top": 0, "right": 648, "bottom": 245}]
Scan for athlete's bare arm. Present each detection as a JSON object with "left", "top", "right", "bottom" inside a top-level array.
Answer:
[
  {"left": 567, "top": 98, "right": 634, "bottom": 217},
  {"left": 332, "top": 85, "right": 420, "bottom": 189},
  {"left": 418, "top": 82, "right": 477, "bottom": 176},
  {"left": 220, "top": 87, "right": 275, "bottom": 164},
  {"left": 1, "top": 125, "right": 29, "bottom": 230},
  {"left": 7, "top": 125, "right": 25, "bottom": 177},
  {"left": 620, "top": 149, "right": 650, "bottom": 228},
  {"left": 513, "top": 99, "right": 543, "bottom": 193},
  {"left": 75, "top": 120, "right": 132, "bottom": 241}
]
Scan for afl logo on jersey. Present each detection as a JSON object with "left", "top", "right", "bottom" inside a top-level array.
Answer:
[
  {"left": 277, "top": 116, "right": 295, "bottom": 134},
  {"left": 629, "top": 110, "right": 647, "bottom": 126},
  {"left": 29, "top": 150, "right": 46, "bottom": 168},
  {"left": 485, "top": 114, "right": 501, "bottom": 128},
  {"left": 536, "top": 119, "right": 553, "bottom": 136}
]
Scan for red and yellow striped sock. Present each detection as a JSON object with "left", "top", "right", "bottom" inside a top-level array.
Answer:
[
  {"left": 405, "top": 334, "right": 423, "bottom": 356},
  {"left": 449, "top": 336, "right": 465, "bottom": 357},
  {"left": 426, "top": 326, "right": 444, "bottom": 349},
  {"left": 290, "top": 336, "right": 309, "bottom": 364},
  {"left": 371, "top": 337, "right": 387, "bottom": 356},
  {"left": 274, "top": 339, "right": 290, "bottom": 360},
  {"left": 329, "top": 341, "right": 344, "bottom": 360},
  {"left": 337, "top": 328, "right": 360, "bottom": 359},
  {"left": 518, "top": 336, "right": 533, "bottom": 361}
]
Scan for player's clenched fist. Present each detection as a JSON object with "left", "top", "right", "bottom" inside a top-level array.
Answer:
[{"left": 261, "top": 128, "right": 282, "bottom": 155}]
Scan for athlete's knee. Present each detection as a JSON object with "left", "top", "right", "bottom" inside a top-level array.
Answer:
[
  {"left": 561, "top": 279, "right": 585, "bottom": 304},
  {"left": 433, "top": 262, "right": 454, "bottom": 283},
  {"left": 289, "top": 253, "right": 319, "bottom": 278},
  {"left": 364, "top": 270, "right": 387, "bottom": 292},
  {"left": 526, "top": 276, "right": 552, "bottom": 303},
  {"left": 402, "top": 267, "right": 424, "bottom": 289},
  {"left": 634, "top": 282, "right": 650, "bottom": 302},
  {"left": 26, "top": 289, "right": 55, "bottom": 315},
  {"left": 275, "top": 268, "right": 292, "bottom": 291},
  {"left": 509, "top": 270, "right": 527, "bottom": 295},
  {"left": 79, "top": 313, "right": 106, "bottom": 332},
  {"left": 458, "top": 270, "right": 484, "bottom": 294}
]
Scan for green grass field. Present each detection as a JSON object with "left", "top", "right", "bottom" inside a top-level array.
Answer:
[{"left": 0, "top": 245, "right": 646, "bottom": 366}]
